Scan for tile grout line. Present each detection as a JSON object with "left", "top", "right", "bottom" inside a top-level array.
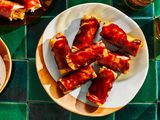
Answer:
[
  {"left": 0, "top": 102, "right": 27, "bottom": 104},
  {"left": 69, "top": 112, "right": 72, "bottom": 120},
  {"left": 25, "top": 25, "right": 27, "bottom": 59},
  {"left": 113, "top": 112, "right": 116, "bottom": 120},
  {"left": 26, "top": 59, "right": 30, "bottom": 120},
  {"left": 12, "top": 59, "right": 29, "bottom": 61},
  {"left": 27, "top": 58, "right": 35, "bottom": 60},
  {"left": 152, "top": 2, "right": 155, "bottom": 18},
  {"left": 26, "top": 102, "right": 29, "bottom": 120},
  {"left": 155, "top": 103, "right": 158, "bottom": 120},
  {"left": 66, "top": 0, "right": 68, "bottom": 9},
  {"left": 11, "top": 58, "right": 36, "bottom": 61},
  {"left": 27, "top": 100, "right": 55, "bottom": 104},
  {"left": 128, "top": 102, "right": 157, "bottom": 105},
  {"left": 155, "top": 61, "right": 159, "bottom": 101}
]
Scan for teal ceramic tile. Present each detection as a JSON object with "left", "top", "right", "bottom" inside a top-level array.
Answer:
[
  {"left": 43, "top": 0, "right": 66, "bottom": 17},
  {"left": 0, "top": 26, "right": 26, "bottom": 59},
  {"left": 67, "top": 0, "right": 112, "bottom": 7},
  {"left": 131, "top": 60, "right": 156, "bottom": 102},
  {"left": 133, "top": 18, "right": 154, "bottom": 59},
  {"left": 0, "top": 61, "right": 27, "bottom": 102},
  {"left": 28, "top": 59, "right": 52, "bottom": 101},
  {"left": 157, "top": 61, "right": 160, "bottom": 101},
  {"left": 70, "top": 113, "right": 114, "bottom": 120},
  {"left": 0, "top": 103, "right": 27, "bottom": 120},
  {"left": 115, "top": 103, "right": 156, "bottom": 120},
  {"left": 113, "top": 0, "right": 154, "bottom": 17},
  {"left": 27, "top": 18, "right": 52, "bottom": 58},
  {"left": 155, "top": 0, "right": 160, "bottom": 16},
  {"left": 12, "top": 38, "right": 26, "bottom": 59},
  {"left": 29, "top": 102, "right": 70, "bottom": 120}
]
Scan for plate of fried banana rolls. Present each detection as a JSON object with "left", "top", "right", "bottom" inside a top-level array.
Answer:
[{"left": 36, "top": 3, "right": 149, "bottom": 116}]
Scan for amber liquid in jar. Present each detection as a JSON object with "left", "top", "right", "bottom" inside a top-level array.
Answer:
[
  {"left": 123, "top": 0, "right": 153, "bottom": 10},
  {"left": 156, "top": 17, "right": 160, "bottom": 39}
]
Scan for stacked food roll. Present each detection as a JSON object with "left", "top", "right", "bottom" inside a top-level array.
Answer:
[
  {"left": 87, "top": 67, "right": 117, "bottom": 105},
  {"left": 0, "top": 0, "right": 41, "bottom": 20},
  {"left": 50, "top": 33, "right": 71, "bottom": 75},
  {"left": 72, "top": 16, "right": 101, "bottom": 52},
  {"left": 49, "top": 15, "right": 143, "bottom": 106},
  {"left": 97, "top": 51, "right": 130, "bottom": 74},
  {"left": 23, "top": 0, "right": 41, "bottom": 12},
  {"left": 66, "top": 41, "right": 108, "bottom": 70},
  {"left": 0, "top": 0, "right": 25, "bottom": 20},
  {"left": 100, "top": 21, "right": 143, "bottom": 57},
  {"left": 57, "top": 65, "right": 97, "bottom": 94}
]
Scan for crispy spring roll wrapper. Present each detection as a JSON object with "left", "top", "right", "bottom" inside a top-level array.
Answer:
[
  {"left": 0, "top": 0, "right": 25, "bottom": 20},
  {"left": 23, "top": 0, "right": 41, "bottom": 12},
  {"left": 98, "top": 51, "right": 130, "bottom": 74},
  {"left": 58, "top": 65, "right": 97, "bottom": 94},
  {"left": 87, "top": 67, "right": 117, "bottom": 105},
  {"left": 66, "top": 41, "right": 108, "bottom": 70},
  {"left": 72, "top": 16, "right": 101, "bottom": 52},
  {"left": 50, "top": 33, "right": 71, "bottom": 75},
  {"left": 100, "top": 21, "right": 143, "bottom": 57}
]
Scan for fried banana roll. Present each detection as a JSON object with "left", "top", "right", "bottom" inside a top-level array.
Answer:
[
  {"left": 87, "top": 67, "right": 117, "bottom": 105},
  {"left": 66, "top": 41, "right": 108, "bottom": 70},
  {"left": 100, "top": 22, "right": 143, "bottom": 57},
  {"left": 72, "top": 16, "right": 101, "bottom": 52},
  {"left": 98, "top": 51, "right": 130, "bottom": 74},
  {"left": 23, "top": 0, "right": 41, "bottom": 12},
  {"left": 58, "top": 65, "right": 97, "bottom": 94},
  {"left": 50, "top": 33, "right": 71, "bottom": 75},
  {"left": 0, "top": 0, "right": 25, "bottom": 20}
]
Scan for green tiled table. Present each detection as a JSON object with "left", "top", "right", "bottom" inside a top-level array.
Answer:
[{"left": 0, "top": 0, "right": 160, "bottom": 119}]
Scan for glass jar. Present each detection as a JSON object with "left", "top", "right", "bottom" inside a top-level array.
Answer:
[
  {"left": 156, "top": 17, "right": 160, "bottom": 39},
  {"left": 122, "top": 0, "right": 154, "bottom": 10}
]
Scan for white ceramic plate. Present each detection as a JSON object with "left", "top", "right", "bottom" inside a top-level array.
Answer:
[
  {"left": 42, "top": 3, "right": 149, "bottom": 108},
  {"left": 0, "top": 56, "right": 6, "bottom": 89}
]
